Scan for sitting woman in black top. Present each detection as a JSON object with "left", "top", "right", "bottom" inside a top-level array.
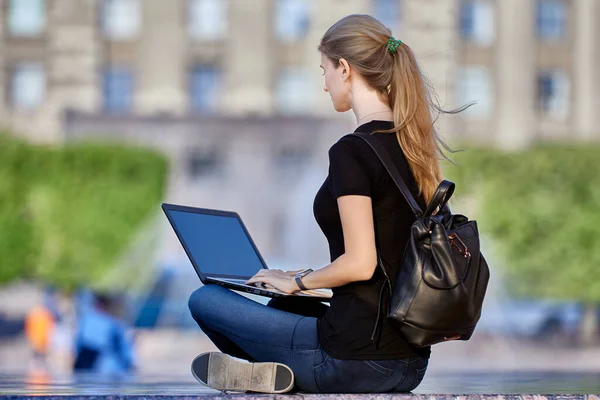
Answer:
[{"left": 188, "top": 14, "right": 452, "bottom": 394}]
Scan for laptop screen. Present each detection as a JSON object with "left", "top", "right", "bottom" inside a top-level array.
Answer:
[{"left": 166, "top": 209, "right": 266, "bottom": 278}]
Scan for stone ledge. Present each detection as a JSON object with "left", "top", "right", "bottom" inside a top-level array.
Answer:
[
  {"left": 2, "top": 396, "right": 600, "bottom": 400},
  {"left": 1, "top": 372, "right": 598, "bottom": 399}
]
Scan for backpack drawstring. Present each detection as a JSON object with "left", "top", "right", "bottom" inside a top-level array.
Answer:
[
  {"left": 370, "top": 279, "right": 386, "bottom": 346},
  {"left": 370, "top": 251, "right": 393, "bottom": 347}
]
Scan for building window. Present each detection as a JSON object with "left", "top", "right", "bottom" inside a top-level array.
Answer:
[
  {"left": 10, "top": 63, "right": 46, "bottom": 110},
  {"left": 274, "top": 0, "right": 309, "bottom": 42},
  {"left": 7, "top": 0, "right": 46, "bottom": 37},
  {"left": 457, "top": 65, "right": 493, "bottom": 118},
  {"left": 373, "top": 0, "right": 401, "bottom": 30},
  {"left": 536, "top": 0, "right": 567, "bottom": 41},
  {"left": 189, "top": 65, "right": 221, "bottom": 114},
  {"left": 460, "top": 0, "right": 494, "bottom": 46},
  {"left": 103, "top": 66, "right": 134, "bottom": 113},
  {"left": 537, "top": 70, "right": 569, "bottom": 120},
  {"left": 188, "top": 0, "right": 227, "bottom": 40},
  {"left": 102, "top": 0, "right": 141, "bottom": 40},
  {"left": 276, "top": 67, "right": 312, "bottom": 114},
  {"left": 187, "top": 148, "right": 222, "bottom": 179}
]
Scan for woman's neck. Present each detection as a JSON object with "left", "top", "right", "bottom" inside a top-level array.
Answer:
[
  {"left": 356, "top": 110, "right": 394, "bottom": 126},
  {"left": 351, "top": 86, "right": 393, "bottom": 126}
]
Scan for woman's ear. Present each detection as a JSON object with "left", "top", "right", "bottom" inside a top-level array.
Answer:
[{"left": 339, "top": 58, "right": 351, "bottom": 81}]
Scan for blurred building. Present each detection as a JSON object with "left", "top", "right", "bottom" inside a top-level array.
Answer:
[
  {"left": 457, "top": 0, "right": 599, "bottom": 146},
  {"left": 0, "top": 0, "right": 598, "bottom": 147}
]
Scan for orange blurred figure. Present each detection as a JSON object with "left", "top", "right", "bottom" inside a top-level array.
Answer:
[{"left": 24, "top": 305, "right": 56, "bottom": 369}]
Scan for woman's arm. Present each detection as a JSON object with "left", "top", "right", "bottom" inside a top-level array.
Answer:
[
  {"left": 246, "top": 194, "right": 378, "bottom": 292},
  {"left": 301, "top": 195, "right": 378, "bottom": 288}
]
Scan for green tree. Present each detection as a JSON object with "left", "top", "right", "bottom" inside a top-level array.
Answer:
[
  {"left": 0, "top": 134, "right": 168, "bottom": 292},
  {"left": 445, "top": 143, "right": 600, "bottom": 343},
  {"left": 0, "top": 135, "right": 40, "bottom": 283}
]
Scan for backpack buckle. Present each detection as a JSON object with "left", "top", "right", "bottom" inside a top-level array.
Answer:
[
  {"left": 449, "top": 233, "right": 470, "bottom": 258},
  {"left": 444, "top": 335, "right": 461, "bottom": 341}
]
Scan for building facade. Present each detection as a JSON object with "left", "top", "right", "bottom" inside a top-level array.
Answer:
[
  {"left": 0, "top": 0, "right": 456, "bottom": 142},
  {"left": 1, "top": 0, "right": 598, "bottom": 147},
  {"left": 457, "top": 0, "right": 600, "bottom": 147}
]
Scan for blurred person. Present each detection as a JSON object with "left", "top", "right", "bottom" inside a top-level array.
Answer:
[
  {"left": 74, "top": 287, "right": 95, "bottom": 316},
  {"left": 72, "top": 292, "right": 135, "bottom": 375},
  {"left": 24, "top": 287, "right": 60, "bottom": 372},
  {"left": 188, "top": 14, "right": 456, "bottom": 393}
]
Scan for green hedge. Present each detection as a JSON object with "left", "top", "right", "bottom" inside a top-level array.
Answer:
[
  {"left": 445, "top": 143, "right": 600, "bottom": 303},
  {"left": 0, "top": 133, "right": 168, "bottom": 291}
]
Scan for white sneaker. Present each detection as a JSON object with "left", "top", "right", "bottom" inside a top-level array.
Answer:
[{"left": 191, "top": 352, "right": 295, "bottom": 394}]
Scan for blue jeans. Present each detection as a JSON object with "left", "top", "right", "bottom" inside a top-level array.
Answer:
[{"left": 188, "top": 284, "right": 428, "bottom": 393}]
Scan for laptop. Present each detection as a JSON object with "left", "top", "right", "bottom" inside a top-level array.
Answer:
[{"left": 161, "top": 203, "right": 332, "bottom": 301}]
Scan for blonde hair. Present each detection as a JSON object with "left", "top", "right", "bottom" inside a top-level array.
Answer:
[{"left": 318, "top": 14, "right": 459, "bottom": 204}]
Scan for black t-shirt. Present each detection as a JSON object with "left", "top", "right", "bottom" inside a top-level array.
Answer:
[{"left": 313, "top": 120, "right": 431, "bottom": 360}]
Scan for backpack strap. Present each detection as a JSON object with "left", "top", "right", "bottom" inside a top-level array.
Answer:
[{"left": 347, "top": 132, "right": 423, "bottom": 218}]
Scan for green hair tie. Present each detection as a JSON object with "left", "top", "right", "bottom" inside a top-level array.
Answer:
[{"left": 386, "top": 36, "right": 402, "bottom": 55}]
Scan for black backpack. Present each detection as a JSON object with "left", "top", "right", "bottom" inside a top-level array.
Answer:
[{"left": 352, "top": 133, "right": 490, "bottom": 347}]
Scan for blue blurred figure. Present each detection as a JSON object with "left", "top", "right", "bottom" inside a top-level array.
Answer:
[{"left": 73, "top": 292, "right": 136, "bottom": 375}]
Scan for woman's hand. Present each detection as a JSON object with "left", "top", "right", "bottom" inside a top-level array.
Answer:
[{"left": 245, "top": 269, "right": 300, "bottom": 294}]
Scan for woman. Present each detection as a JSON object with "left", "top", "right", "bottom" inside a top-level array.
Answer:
[{"left": 188, "top": 14, "right": 452, "bottom": 393}]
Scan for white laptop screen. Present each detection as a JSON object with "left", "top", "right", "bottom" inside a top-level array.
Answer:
[{"left": 167, "top": 210, "right": 266, "bottom": 278}]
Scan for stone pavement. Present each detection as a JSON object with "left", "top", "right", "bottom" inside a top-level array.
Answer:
[{"left": 0, "top": 371, "right": 599, "bottom": 399}]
